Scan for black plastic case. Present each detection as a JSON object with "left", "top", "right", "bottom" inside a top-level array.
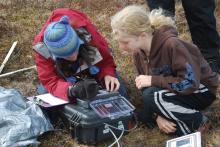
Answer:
[{"left": 58, "top": 103, "right": 135, "bottom": 144}]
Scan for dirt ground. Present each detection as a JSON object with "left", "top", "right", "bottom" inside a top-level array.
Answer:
[{"left": 0, "top": 0, "right": 220, "bottom": 146}]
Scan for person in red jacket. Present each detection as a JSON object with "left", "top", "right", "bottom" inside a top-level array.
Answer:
[{"left": 33, "top": 8, "right": 127, "bottom": 101}]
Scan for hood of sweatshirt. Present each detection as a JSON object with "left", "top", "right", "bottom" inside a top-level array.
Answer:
[{"left": 149, "top": 25, "right": 178, "bottom": 59}]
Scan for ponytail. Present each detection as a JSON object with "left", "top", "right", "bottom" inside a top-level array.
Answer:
[
  {"left": 149, "top": 8, "right": 175, "bottom": 30},
  {"left": 111, "top": 5, "right": 176, "bottom": 37}
]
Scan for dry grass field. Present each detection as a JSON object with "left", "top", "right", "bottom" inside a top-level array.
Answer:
[{"left": 0, "top": 0, "right": 220, "bottom": 146}]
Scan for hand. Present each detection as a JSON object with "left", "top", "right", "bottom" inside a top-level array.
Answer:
[
  {"left": 135, "top": 75, "right": 152, "bottom": 89},
  {"left": 68, "top": 79, "right": 99, "bottom": 100},
  {"left": 104, "top": 75, "right": 120, "bottom": 92},
  {"left": 156, "top": 115, "right": 176, "bottom": 134}
]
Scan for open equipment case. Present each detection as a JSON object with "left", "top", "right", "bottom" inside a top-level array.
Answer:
[{"left": 57, "top": 90, "right": 137, "bottom": 145}]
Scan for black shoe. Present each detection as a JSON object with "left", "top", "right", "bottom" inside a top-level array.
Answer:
[
  {"left": 207, "top": 60, "right": 220, "bottom": 74},
  {"left": 200, "top": 48, "right": 220, "bottom": 74}
]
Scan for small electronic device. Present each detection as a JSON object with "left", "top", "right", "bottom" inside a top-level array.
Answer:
[{"left": 166, "top": 132, "right": 201, "bottom": 147}]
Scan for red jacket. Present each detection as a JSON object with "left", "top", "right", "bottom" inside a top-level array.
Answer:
[{"left": 33, "top": 8, "right": 116, "bottom": 100}]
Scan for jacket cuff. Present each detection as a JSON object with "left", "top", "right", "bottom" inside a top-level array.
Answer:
[
  {"left": 67, "top": 86, "right": 77, "bottom": 103},
  {"left": 151, "top": 75, "right": 163, "bottom": 87},
  {"left": 98, "top": 68, "right": 116, "bottom": 81}
]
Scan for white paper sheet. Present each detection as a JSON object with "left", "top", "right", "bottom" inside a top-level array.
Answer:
[{"left": 35, "top": 93, "right": 68, "bottom": 106}]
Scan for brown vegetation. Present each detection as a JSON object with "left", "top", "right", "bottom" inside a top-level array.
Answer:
[{"left": 0, "top": 0, "right": 219, "bottom": 146}]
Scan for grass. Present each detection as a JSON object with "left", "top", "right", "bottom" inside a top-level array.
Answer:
[{"left": 0, "top": 0, "right": 219, "bottom": 146}]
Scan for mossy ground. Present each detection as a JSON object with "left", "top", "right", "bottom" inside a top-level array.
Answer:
[{"left": 0, "top": 0, "right": 219, "bottom": 146}]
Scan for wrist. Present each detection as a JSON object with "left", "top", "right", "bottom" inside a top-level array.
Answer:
[
  {"left": 67, "top": 86, "right": 76, "bottom": 103},
  {"left": 149, "top": 75, "right": 152, "bottom": 86}
]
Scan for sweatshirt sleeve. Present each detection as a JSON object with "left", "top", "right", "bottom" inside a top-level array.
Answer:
[
  {"left": 151, "top": 38, "right": 201, "bottom": 95},
  {"left": 35, "top": 52, "right": 71, "bottom": 100}
]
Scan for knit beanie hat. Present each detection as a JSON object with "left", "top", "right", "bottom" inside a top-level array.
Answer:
[{"left": 44, "top": 16, "right": 84, "bottom": 58}]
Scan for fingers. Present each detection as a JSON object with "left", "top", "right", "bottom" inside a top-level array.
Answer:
[
  {"left": 135, "top": 77, "right": 140, "bottom": 89},
  {"left": 135, "top": 79, "right": 143, "bottom": 89},
  {"left": 163, "top": 123, "right": 176, "bottom": 133},
  {"left": 135, "top": 75, "right": 145, "bottom": 82},
  {"left": 135, "top": 76, "right": 141, "bottom": 83},
  {"left": 114, "top": 79, "right": 120, "bottom": 91},
  {"left": 135, "top": 75, "right": 145, "bottom": 89},
  {"left": 109, "top": 78, "right": 120, "bottom": 91},
  {"left": 135, "top": 75, "right": 152, "bottom": 89},
  {"left": 105, "top": 78, "right": 110, "bottom": 91},
  {"left": 105, "top": 76, "right": 120, "bottom": 92},
  {"left": 135, "top": 81, "right": 142, "bottom": 89},
  {"left": 110, "top": 79, "right": 114, "bottom": 91},
  {"left": 159, "top": 124, "right": 176, "bottom": 134},
  {"left": 156, "top": 116, "right": 177, "bottom": 134},
  {"left": 136, "top": 83, "right": 140, "bottom": 89}
]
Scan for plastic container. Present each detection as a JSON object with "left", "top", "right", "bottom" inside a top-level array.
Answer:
[
  {"left": 90, "top": 95, "right": 135, "bottom": 119},
  {"left": 58, "top": 102, "right": 135, "bottom": 144},
  {"left": 57, "top": 91, "right": 136, "bottom": 144}
]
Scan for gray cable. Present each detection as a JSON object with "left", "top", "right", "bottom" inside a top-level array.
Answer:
[
  {"left": 106, "top": 123, "right": 124, "bottom": 147},
  {"left": 103, "top": 114, "right": 138, "bottom": 132}
]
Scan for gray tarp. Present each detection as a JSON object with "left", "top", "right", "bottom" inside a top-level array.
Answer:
[{"left": 0, "top": 86, "right": 53, "bottom": 147}]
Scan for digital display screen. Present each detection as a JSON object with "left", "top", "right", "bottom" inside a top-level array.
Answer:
[{"left": 176, "top": 138, "right": 191, "bottom": 147}]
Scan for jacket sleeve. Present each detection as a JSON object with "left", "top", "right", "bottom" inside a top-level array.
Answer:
[
  {"left": 96, "top": 47, "right": 116, "bottom": 81},
  {"left": 35, "top": 52, "right": 71, "bottom": 100},
  {"left": 85, "top": 21, "right": 116, "bottom": 81},
  {"left": 151, "top": 38, "right": 201, "bottom": 95}
]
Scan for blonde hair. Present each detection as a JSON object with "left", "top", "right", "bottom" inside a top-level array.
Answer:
[{"left": 111, "top": 5, "right": 175, "bottom": 37}]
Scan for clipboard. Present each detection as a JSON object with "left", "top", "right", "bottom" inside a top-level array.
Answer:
[{"left": 27, "top": 93, "right": 69, "bottom": 108}]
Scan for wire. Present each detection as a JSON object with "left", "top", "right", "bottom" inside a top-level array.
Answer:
[
  {"left": 104, "top": 114, "right": 138, "bottom": 147},
  {"left": 106, "top": 123, "right": 124, "bottom": 147},
  {"left": 104, "top": 122, "right": 137, "bottom": 132},
  {"left": 108, "top": 127, "right": 121, "bottom": 147},
  {"left": 103, "top": 113, "right": 138, "bottom": 132}
]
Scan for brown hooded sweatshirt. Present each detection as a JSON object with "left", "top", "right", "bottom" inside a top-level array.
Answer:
[{"left": 133, "top": 25, "right": 218, "bottom": 95}]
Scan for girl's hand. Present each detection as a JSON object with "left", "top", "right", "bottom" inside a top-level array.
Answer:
[
  {"left": 104, "top": 75, "right": 120, "bottom": 92},
  {"left": 156, "top": 115, "right": 177, "bottom": 134},
  {"left": 135, "top": 75, "right": 152, "bottom": 89}
]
